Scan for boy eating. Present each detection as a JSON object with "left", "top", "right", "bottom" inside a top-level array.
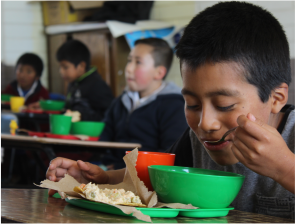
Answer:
[
  {"left": 46, "top": 2, "right": 294, "bottom": 219},
  {"left": 56, "top": 39, "right": 114, "bottom": 121}
]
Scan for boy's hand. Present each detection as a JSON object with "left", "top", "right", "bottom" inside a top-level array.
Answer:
[
  {"left": 232, "top": 113, "right": 295, "bottom": 193},
  {"left": 46, "top": 157, "right": 109, "bottom": 196},
  {"left": 27, "top": 101, "right": 41, "bottom": 110}
]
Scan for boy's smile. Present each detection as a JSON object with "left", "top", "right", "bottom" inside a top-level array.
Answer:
[{"left": 181, "top": 61, "right": 277, "bottom": 166}]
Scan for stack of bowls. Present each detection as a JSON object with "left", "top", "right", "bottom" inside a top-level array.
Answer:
[{"left": 148, "top": 165, "right": 245, "bottom": 209}]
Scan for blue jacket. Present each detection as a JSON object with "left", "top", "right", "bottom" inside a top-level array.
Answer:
[{"left": 100, "top": 81, "right": 188, "bottom": 169}]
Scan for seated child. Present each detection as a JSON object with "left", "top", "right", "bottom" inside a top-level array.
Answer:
[
  {"left": 99, "top": 37, "right": 188, "bottom": 169},
  {"left": 46, "top": 2, "right": 294, "bottom": 219},
  {"left": 2, "top": 53, "right": 49, "bottom": 106},
  {"left": 56, "top": 39, "right": 114, "bottom": 121}
]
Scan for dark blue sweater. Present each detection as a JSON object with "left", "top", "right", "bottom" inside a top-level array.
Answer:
[{"left": 99, "top": 83, "right": 188, "bottom": 169}]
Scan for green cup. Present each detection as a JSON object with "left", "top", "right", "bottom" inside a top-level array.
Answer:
[{"left": 50, "top": 114, "right": 72, "bottom": 135}]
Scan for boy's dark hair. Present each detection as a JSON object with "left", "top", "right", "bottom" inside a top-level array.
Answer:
[
  {"left": 56, "top": 39, "right": 91, "bottom": 70},
  {"left": 175, "top": 1, "right": 291, "bottom": 102},
  {"left": 135, "top": 38, "right": 173, "bottom": 79},
  {"left": 16, "top": 53, "right": 43, "bottom": 77}
]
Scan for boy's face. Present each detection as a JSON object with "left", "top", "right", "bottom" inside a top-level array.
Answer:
[
  {"left": 181, "top": 62, "right": 274, "bottom": 166},
  {"left": 125, "top": 44, "right": 158, "bottom": 93},
  {"left": 16, "top": 64, "right": 39, "bottom": 90},
  {"left": 59, "top": 60, "right": 85, "bottom": 83}
]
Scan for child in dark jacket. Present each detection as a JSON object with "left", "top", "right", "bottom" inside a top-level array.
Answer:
[
  {"left": 56, "top": 40, "right": 114, "bottom": 121},
  {"left": 100, "top": 38, "right": 188, "bottom": 169},
  {"left": 2, "top": 53, "right": 49, "bottom": 106}
]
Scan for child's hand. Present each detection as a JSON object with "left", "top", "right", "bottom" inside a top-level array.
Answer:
[
  {"left": 46, "top": 157, "right": 109, "bottom": 196},
  {"left": 27, "top": 101, "right": 41, "bottom": 110},
  {"left": 232, "top": 113, "right": 294, "bottom": 193}
]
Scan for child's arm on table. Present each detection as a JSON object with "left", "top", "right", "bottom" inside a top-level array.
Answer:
[
  {"left": 232, "top": 113, "right": 295, "bottom": 194},
  {"left": 46, "top": 157, "right": 125, "bottom": 196}
]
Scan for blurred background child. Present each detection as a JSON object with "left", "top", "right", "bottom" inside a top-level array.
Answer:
[
  {"left": 56, "top": 39, "right": 114, "bottom": 121},
  {"left": 2, "top": 53, "right": 49, "bottom": 106},
  {"left": 99, "top": 38, "right": 188, "bottom": 169}
]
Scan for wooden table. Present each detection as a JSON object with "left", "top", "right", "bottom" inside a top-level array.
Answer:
[
  {"left": 1, "top": 134, "right": 141, "bottom": 150},
  {"left": 1, "top": 134, "right": 141, "bottom": 160},
  {"left": 1, "top": 134, "right": 141, "bottom": 186},
  {"left": 2, "top": 189, "right": 294, "bottom": 223}
]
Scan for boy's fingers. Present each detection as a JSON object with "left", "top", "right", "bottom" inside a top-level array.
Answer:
[
  {"left": 234, "top": 127, "right": 259, "bottom": 151},
  {"left": 48, "top": 189, "right": 57, "bottom": 196},
  {"left": 49, "top": 157, "right": 76, "bottom": 170},
  {"left": 237, "top": 114, "right": 277, "bottom": 141},
  {"left": 77, "top": 160, "right": 99, "bottom": 175}
]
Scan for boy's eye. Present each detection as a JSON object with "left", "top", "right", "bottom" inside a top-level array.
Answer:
[
  {"left": 217, "top": 104, "right": 235, "bottom": 111},
  {"left": 136, "top": 60, "right": 141, "bottom": 65},
  {"left": 186, "top": 105, "right": 199, "bottom": 110}
]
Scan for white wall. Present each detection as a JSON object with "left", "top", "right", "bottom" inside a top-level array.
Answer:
[
  {"left": 1, "top": 1, "right": 48, "bottom": 87},
  {"left": 150, "top": 1, "right": 196, "bottom": 87}
]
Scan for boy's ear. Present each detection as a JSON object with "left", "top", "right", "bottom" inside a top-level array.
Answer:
[
  {"left": 270, "top": 83, "right": 288, "bottom": 114},
  {"left": 154, "top": 65, "right": 167, "bottom": 80},
  {"left": 78, "top": 61, "right": 86, "bottom": 72}
]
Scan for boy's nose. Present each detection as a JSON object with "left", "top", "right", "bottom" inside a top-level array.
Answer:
[
  {"left": 198, "top": 109, "right": 221, "bottom": 133},
  {"left": 125, "top": 62, "right": 134, "bottom": 74}
]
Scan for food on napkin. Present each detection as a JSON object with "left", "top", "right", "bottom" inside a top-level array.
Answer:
[
  {"left": 64, "top": 110, "right": 81, "bottom": 122},
  {"left": 74, "top": 183, "right": 146, "bottom": 207}
]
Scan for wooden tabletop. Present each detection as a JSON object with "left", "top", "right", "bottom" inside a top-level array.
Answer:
[
  {"left": 2, "top": 189, "right": 294, "bottom": 223},
  {"left": 1, "top": 134, "right": 141, "bottom": 149}
]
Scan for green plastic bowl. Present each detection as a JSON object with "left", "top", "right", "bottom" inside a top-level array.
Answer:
[
  {"left": 40, "top": 100, "right": 65, "bottom": 111},
  {"left": 1, "top": 94, "right": 12, "bottom": 102},
  {"left": 71, "top": 121, "right": 105, "bottom": 137},
  {"left": 148, "top": 165, "right": 245, "bottom": 209}
]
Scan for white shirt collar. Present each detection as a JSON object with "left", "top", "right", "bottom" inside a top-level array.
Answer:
[{"left": 126, "top": 82, "right": 166, "bottom": 111}]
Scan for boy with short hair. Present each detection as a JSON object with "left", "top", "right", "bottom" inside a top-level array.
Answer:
[
  {"left": 2, "top": 53, "right": 49, "bottom": 105},
  {"left": 56, "top": 39, "right": 114, "bottom": 121},
  {"left": 46, "top": 2, "right": 294, "bottom": 219},
  {"left": 100, "top": 37, "right": 188, "bottom": 169}
]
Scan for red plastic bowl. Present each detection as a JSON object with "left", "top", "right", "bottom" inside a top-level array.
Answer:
[{"left": 126, "top": 151, "right": 175, "bottom": 191}]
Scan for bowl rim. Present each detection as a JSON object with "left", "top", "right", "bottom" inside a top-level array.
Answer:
[
  {"left": 40, "top": 100, "right": 65, "bottom": 105},
  {"left": 72, "top": 121, "right": 105, "bottom": 125},
  {"left": 148, "top": 165, "right": 245, "bottom": 179},
  {"left": 126, "top": 151, "right": 175, "bottom": 156}
]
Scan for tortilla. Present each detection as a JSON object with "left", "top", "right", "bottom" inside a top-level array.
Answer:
[{"left": 73, "top": 183, "right": 146, "bottom": 207}]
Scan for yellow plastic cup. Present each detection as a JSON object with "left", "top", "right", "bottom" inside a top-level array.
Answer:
[{"left": 10, "top": 96, "right": 25, "bottom": 112}]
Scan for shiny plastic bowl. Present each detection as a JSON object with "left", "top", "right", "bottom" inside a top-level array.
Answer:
[
  {"left": 71, "top": 121, "right": 105, "bottom": 137},
  {"left": 126, "top": 151, "right": 175, "bottom": 191},
  {"left": 148, "top": 165, "right": 245, "bottom": 209},
  {"left": 1, "top": 94, "right": 12, "bottom": 102},
  {"left": 40, "top": 100, "right": 65, "bottom": 111}
]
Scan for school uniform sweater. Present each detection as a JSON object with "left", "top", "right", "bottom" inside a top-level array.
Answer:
[
  {"left": 65, "top": 68, "right": 114, "bottom": 121},
  {"left": 100, "top": 81, "right": 188, "bottom": 169},
  {"left": 2, "top": 80, "right": 49, "bottom": 105}
]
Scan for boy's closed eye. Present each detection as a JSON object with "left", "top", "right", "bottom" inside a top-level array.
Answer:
[{"left": 186, "top": 104, "right": 235, "bottom": 112}]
